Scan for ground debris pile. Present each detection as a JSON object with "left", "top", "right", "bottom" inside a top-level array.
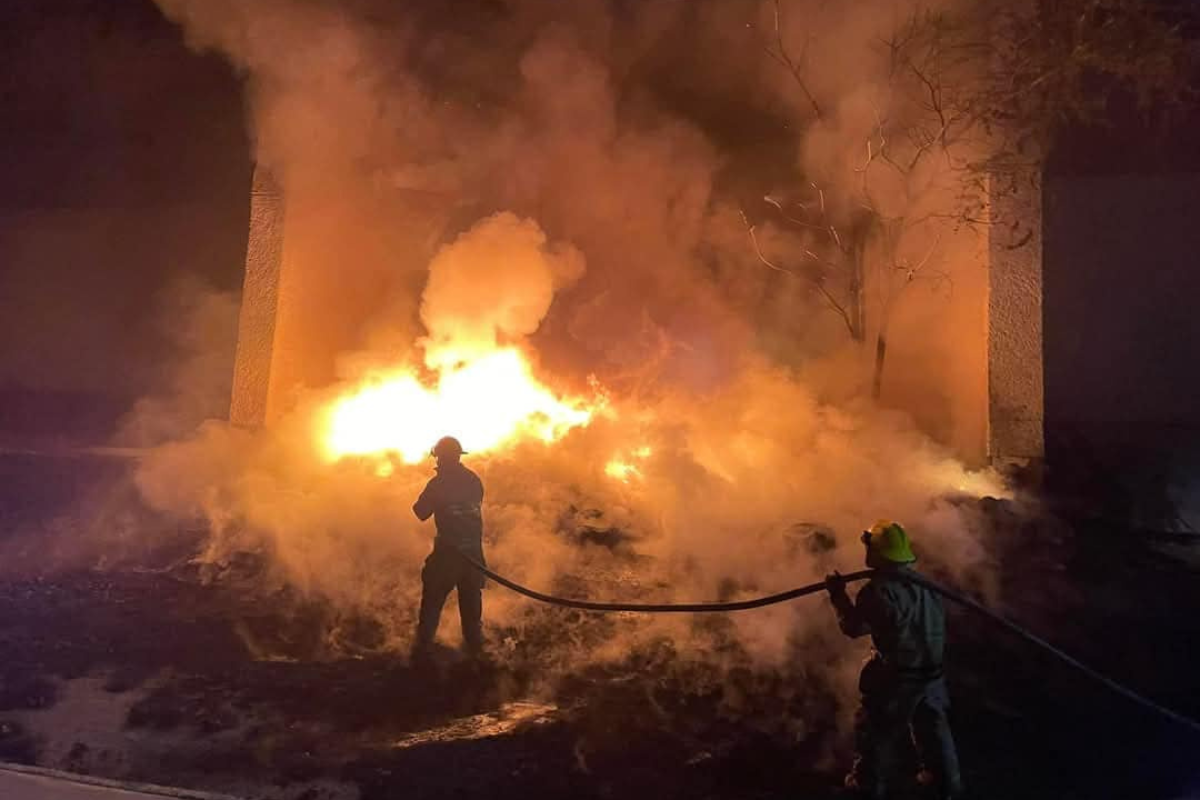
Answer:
[{"left": 0, "top": 486, "right": 1198, "bottom": 799}]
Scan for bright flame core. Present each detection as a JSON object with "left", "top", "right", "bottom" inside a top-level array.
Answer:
[
  {"left": 324, "top": 348, "right": 596, "bottom": 463},
  {"left": 604, "top": 446, "right": 653, "bottom": 483}
]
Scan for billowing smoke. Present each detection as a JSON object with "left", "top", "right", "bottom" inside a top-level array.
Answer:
[
  {"left": 420, "top": 212, "right": 585, "bottom": 369},
  {"left": 128, "top": 0, "right": 1013, "bottom": 696}
]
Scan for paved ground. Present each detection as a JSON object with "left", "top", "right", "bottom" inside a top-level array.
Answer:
[{"left": 0, "top": 765, "right": 233, "bottom": 800}]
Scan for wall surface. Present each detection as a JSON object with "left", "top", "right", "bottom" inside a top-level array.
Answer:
[
  {"left": 228, "top": 176, "right": 462, "bottom": 425},
  {"left": 1044, "top": 171, "right": 1200, "bottom": 429},
  {"left": 0, "top": 203, "right": 243, "bottom": 394},
  {"left": 0, "top": 200, "right": 247, "bottom": 443},
  {"left": 229, "top": 169, "right": 284, "bottom": 427},
  {"left": 1041, "top": 169, "right": 1200, "bottom": 527},
  {"left": 987, "top": 170, "right": 1046, "bottom": 462},
  {"left": 0, "top": 0, "right": 250, "bottom": 444}
]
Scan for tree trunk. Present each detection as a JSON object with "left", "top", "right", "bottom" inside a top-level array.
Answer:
[
  {"left": 848, "top": 239, "right": 867, "bottom": 342},
  {"left": 871, "top": 330, "right": 887, "bottom": 400}
]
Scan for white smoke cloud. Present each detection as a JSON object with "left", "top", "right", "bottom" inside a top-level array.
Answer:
[
  {"left": 420, "top": 213, "right": 585, "bottom": 369},
  {"left": 120, "top": 0, "right": 1013, "bottom": 694}
]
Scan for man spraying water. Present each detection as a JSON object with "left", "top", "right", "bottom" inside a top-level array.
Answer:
[
  {"left": 827, "top": 520, "right": 963, "bottom": 800},
  {"left": 411, "top": 436, "right": 487, "bottom": 663}
]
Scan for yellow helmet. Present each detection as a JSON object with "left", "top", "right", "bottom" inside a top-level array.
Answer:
[{"left": 862, "top": 520, "right": 917, "bottom": 564}]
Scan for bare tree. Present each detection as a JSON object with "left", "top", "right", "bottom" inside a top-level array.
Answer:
[{"left": 747, "top": 0, "right": 1193, "bottom": 398}]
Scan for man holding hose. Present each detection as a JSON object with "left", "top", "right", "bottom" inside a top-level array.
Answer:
[
  {"left": 826, "top": 520, "right": 964, "bottom": 800},
  {"left": 411, "top": 436, "right": 486, "bottom": 663}
]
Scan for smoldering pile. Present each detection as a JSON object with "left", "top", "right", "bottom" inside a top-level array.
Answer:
[{"left": 121, "top": 0, "right": 1011, "bottom": 693}]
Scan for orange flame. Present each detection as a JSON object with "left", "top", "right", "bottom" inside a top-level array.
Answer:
[
  {"left": 322, "top": 348, "right": 598, "bottom": 463},
  {"left": 604, "top": 446, "right": 653, "bottom": 483}
]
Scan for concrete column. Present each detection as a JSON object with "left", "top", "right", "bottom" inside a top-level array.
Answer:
[
  {"left": 229, "top": 166, "right": 285, "bottom": 428},
  {"left": 987, "top": 168, "right": 1045, "bottom": 463}
]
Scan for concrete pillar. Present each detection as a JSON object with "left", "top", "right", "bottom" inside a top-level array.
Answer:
[
  {"left": 987, "top": 167, "right": 1045, "bottom": 463},
  {"left": 229, "top": 166, "right": 284, "bottom": 428}
]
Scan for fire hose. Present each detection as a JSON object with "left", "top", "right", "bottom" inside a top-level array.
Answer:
[{"left": 453, "top": 549, "right": 1200, "bottom": 735}]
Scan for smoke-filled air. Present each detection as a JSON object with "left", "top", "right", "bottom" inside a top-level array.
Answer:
[{"left": 133, "top": 0, "right": 1010, "bottom": 684}]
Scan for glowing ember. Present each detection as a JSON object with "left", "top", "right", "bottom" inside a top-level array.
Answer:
[
  {"left": 604, "top": 446, "right": 652, "bottom": 483},
  {"left": 324, "top": 348, "right": 596, "bottom": 463}
]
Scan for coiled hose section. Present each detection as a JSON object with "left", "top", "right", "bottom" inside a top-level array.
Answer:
[{"left": 455, "top": 549, "right": 1200, "bottom": 734}]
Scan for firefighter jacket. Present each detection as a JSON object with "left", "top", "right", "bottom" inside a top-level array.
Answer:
[
  {"left": 832, "top": 566, "right": 946, "bottom": 680},
  {"left": 413, "top": 463, "right": 484, "bottom": 556}
]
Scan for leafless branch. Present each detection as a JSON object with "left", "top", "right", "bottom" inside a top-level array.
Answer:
[
  {"left": 764, "top": 196, "right": 826, "bottom": 230},
  {"left": 828, "top": 223, "right": 843, "bottom": 251},
  {"left": 907, "top": 209, "right": 992, "bottom": 229},
  {"left": 906, "top": 61, "right": 951, "bottom": 170},
  {"left": 908, "top": 231, "right": 944, "bottom": 277},
  {"left": 813, "top": 183, "right": 827, "bottom": 216},
  {"left": 765, "top": 0, "right": 823, "bottom": 120},
  {"left": 741, "top": 210, "right": 856, "bottom": 336}
]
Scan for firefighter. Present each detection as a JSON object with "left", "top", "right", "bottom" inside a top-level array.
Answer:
[
  {"left": 411, "top": 436, "right": 486, "bottom": 662},
  {"left": 826, "top": 521, "right": 964, "bottom": 800}
]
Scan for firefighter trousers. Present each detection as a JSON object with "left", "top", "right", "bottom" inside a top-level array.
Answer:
[
  {"left": 415, "top": 545, "right": 485, "bottom": 653},
  {"left": 851, "top": 658, "right": 962, "bottom": 798}
]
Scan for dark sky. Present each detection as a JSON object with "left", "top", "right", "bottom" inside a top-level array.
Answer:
[
  {"left": 0, "top": 0, "right": 247, "bottom": 211},
  {"left": 0, "top": 0, "right": 249, "bottom": 433}
]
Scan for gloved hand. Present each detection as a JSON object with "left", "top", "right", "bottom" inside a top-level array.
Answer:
[{"left": 825, "top": 571, "right": 848, "bottom": 596}]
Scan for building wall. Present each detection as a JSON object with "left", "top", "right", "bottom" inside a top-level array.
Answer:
[
  {"left": 1040, "top": 169, "right": 1200, "bottom": 527},
  {"left": 0, "top": 200, "right": 247, "bottom": 442},
  {"left": 231, "top": 171, "right": 462, "bottom": 426},
  {"left": 1044, "top": 172, "right": 1200, "bottom": 431}
]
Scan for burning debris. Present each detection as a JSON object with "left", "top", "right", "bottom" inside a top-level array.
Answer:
[
  {"left": 323, "top": 213, "right": 598, "bottom": 464},
  {"left": 3, "top": 0, "right": 1200, "bottom": 796},
  {"left": 77, "top": 20, "right": 1071, "bottom": 771},
  {"left": 323, "top": 346, "right": 598, "bottom": 464}
]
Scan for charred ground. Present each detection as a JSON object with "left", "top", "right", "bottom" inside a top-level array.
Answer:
[{"left": 1, "top": 453, "right": 1198, "bottom": 800}]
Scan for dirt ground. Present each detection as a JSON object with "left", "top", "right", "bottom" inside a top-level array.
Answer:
[{"left": 1, "top": 453, "right": 1199, "bottom": 800}]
